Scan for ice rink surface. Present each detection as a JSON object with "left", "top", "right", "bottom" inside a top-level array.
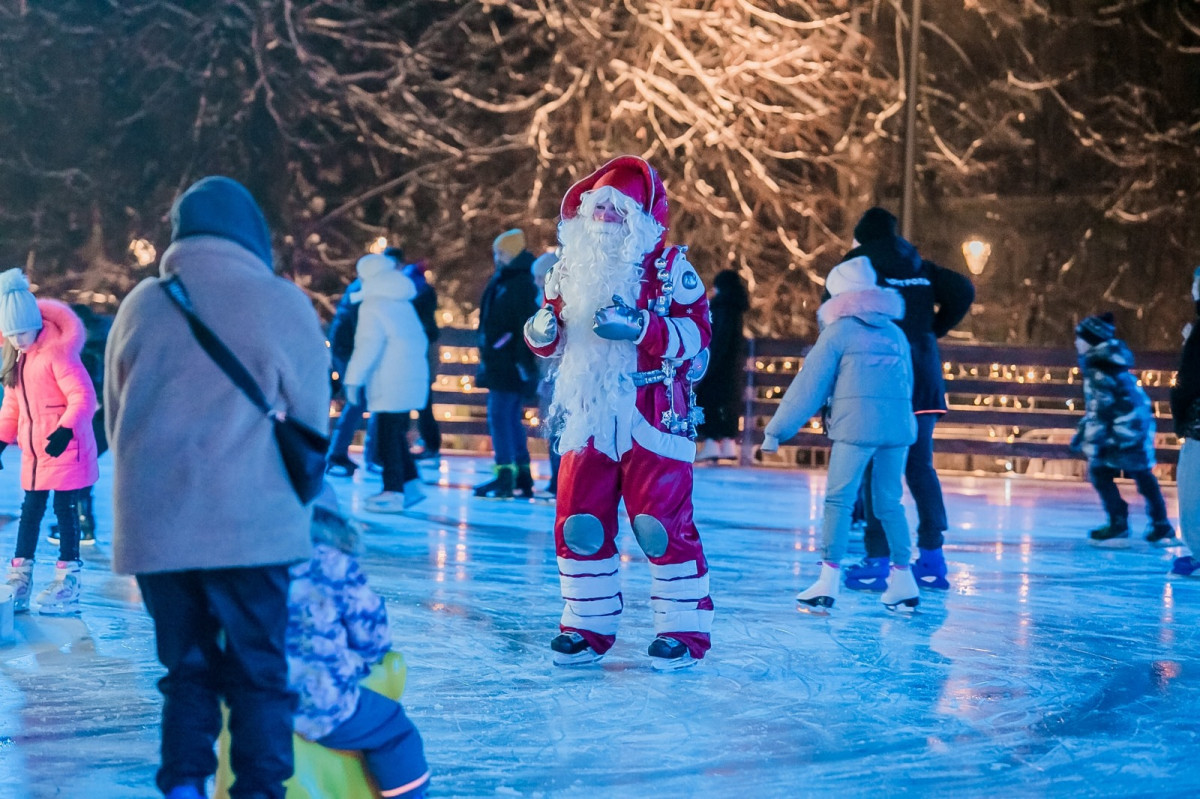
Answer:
[{"left": 0, "top": 454, "right": 1197, "bottom": 798}]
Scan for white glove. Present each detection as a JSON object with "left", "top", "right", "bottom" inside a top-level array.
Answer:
[
  {"left": 525, "top": 308, "right": 558, "bottom": 348},
  {"left": 593, "top": 295, "right": 645, "bottom": 341},
  {"left": 760, "top": 434, "right": 781, "bottom": 453}
]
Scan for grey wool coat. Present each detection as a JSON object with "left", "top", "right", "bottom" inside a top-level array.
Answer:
[
  {"left": 765, "top": 287, "right": 916, "bottom": 448},
  {"left": 105, "top": 236, "right": 331, "bottom": 575}
]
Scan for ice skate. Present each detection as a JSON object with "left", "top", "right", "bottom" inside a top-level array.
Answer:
[
  {"left": 696, "top": 439, "right": 720, "bottom": 462},
  {"left": 844, "top": 556, "right": 889, "bottom": 592},
  {"left": 796, "top": 562, "right": 839, "bottom": 614},
  {"left": 363, "top": 491, "right": 408, "bottom": 514},
  {"left": 647, "top": 636, "right": 697, "bottom": 671},
  {"left": 1145, "top": 522, "right": 1181, "bottom": 548},
  {"left": 473, "top": 465, "right": 515, "bottom": 500},
  {"left": 1088, "top": 520, "right": 1130, "bottom": 549},
  {"left": 5, "top": 558, "right": 33, "bottom": 614},
  {"left": 912, "top": 547, "right": 950, "bottom": 590},
  {"left": 402, "top": 479, "right": 426, "bottom": 509},
  {"left": 1169, "top": 555, "right": 1200, "bottom": 579},
  {"left": 550, "top": 632, "right": 603, "bottom": 666},
  {"left": 514, "top": 464, "right": 535, "bottom": 500},
  {"left": 35, "top": 560, "right": 81, "bottom": 616},
  {"left": 718, "top": 438, "right": 739, "bottom": 460},
  {"left": 881, "top": 565, "right": 919, "bottom": 613},
  {"left": 164, "top": 784, "right": 205, "bottom": 799},
  {"left": 325, "top": 453, "right": 358, "bottom": 477}
]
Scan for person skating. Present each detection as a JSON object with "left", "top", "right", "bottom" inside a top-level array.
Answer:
[
  {"left": 403, "top": 259, "right": 442, "bottom": 461},
  {"left": 695, "top": 269, "right": 750, "bottom": 463},
  {"left": 524, "top": 155, "right": 714, "bottom": 670},
  {"left": 0, "top": 269, "right": 99, "bottom": 616},
  {"left": 325, "top": 270, "right": 377, "bottom": 477},
  {"left": 838, "top": 207, "right": 974, "bottom": 592},
  {"left": 760, "top": 257, "right": 919, "bottom": 613},
  {"left": 474, "top": 229, "right": 539, "bottom": 500},
  {"left": 1071, "top": 313, "right": 1177, "bottom": 548},
  {"left": 1170, "top": 266, "right": 1200, "bottom": 578}
]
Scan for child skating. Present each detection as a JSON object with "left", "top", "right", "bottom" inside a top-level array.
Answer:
[
  {"left": 761, "top": 256, "right": 920, "bottom": 613},
  {"left": 1071, "top": 313, "right": 1178, "bottom": 548},
  {"left": 0, "top": 269, "right": 100, "bottom": 615}
]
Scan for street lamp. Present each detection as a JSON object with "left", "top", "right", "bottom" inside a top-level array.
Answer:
[{"left": 961, "top": 237, "right": 991, "bottom": 275}]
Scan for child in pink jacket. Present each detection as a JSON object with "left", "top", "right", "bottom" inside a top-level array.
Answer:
[{"left": 0, "top": 269, "right": 99, "bottom": 615}]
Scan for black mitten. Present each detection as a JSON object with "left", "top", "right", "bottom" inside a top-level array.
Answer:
[{"left": 46, "top": 427, "right": 74, "bottom": 457}]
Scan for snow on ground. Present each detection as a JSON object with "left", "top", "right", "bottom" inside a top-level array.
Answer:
[{"left": 0, "top": 453, "right": 1197, "bottom": 798}]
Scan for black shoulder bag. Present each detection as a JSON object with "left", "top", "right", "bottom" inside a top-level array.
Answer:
[{"left": 160, "top": 276, "right": 329, "bottom": 504}]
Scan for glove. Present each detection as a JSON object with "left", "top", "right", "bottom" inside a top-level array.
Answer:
[
  {"left": 760, "top": 434, "right": 781, "bottom": 453},
  {"left": 46, "top": 426, "right": 74, "bottom": 457},
  {"left": 524, "top": 307, "right": 558, "bottom": 348},
  {"left": 593, "top": 295, "right": 645, "bottom": 341}
]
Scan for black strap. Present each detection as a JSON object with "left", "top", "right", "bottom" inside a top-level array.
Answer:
[{"left": 159, "top": 276, "right": 272, "bottom": 416}]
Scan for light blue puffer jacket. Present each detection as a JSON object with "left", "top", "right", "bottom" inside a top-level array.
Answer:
[{"left": 765, "top": 287, "right": 916, "bottom": 448}]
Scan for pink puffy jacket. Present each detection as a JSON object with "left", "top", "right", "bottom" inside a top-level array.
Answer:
[{"left": 0, "top": 299, "right": 99, "bottom": 491}]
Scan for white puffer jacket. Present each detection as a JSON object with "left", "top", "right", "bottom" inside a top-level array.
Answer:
[{"left": 343, "top": 256, "right": 430, "bottom": 412}]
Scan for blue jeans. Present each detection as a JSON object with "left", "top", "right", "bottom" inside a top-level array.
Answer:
[
  {"left": 328, "top": 400, "right": 378, "bottom": 465},
  {"left": 317, "top": 688, "right": 430, "bottom": 797},
  {"left": 1088, "top": 463, "right": 1168, "bottom": 525},
  {"left": 1178, "top": 440, "right": 1200, "bottom": 554},
  {"left": 487, "top": 390, "right": 529, "bottom": 465},
  {"left": 825, "top": 442, "right": 912, "bottom": 565},
  {"left": 863, "top": 413, "right": 947, "bottom": 557}
]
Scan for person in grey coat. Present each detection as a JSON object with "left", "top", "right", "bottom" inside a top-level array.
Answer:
[
  {"left": 761, "top": 256, "right": 920, "bottom": 614},
  {"left": 105, "top": 176, "right": 330, "bottom": 799}
]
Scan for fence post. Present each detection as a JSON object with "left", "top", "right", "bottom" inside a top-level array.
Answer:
[{"left": 738, "top": 337, "right": 757, "bottom": 467}]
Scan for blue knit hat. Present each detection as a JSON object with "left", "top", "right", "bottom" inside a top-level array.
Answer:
[
  {"left": 1076, "top": 312, "right": 1116, "bottom": 346},
  {"left": 170, "top": 176, "right": 273, "bottom": 268},
  {"left": 0, "top": 269, "right": 43, "bottom": 337}
]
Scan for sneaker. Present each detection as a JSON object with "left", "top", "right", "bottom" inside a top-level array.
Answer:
[
  {"left": 912, "top": 547, "right": 951, "bottom": 590},
  {"left": 325, "top": 454, "right": 357, "bottom": 477},
  {"left": 1145, "top": 522, "right": 1181, "bottom": 548},
  {"left": 363, "top": 491, "right": 408, "bottom": 514},
  {"left": 5, "top": 557, "right": 34, "bottom": 614},
  {"left": 550, "top": 632, "right": 603, "bottom": 666},
  {"left": 647, "top": 636, "right": 697, "bottom": 671},
  {"left": 36, "top": 560, "right": 81, "bottom": 616},
  {"left": 844, "top": 556, "right": 889, "bottom": 592},
  {"left": 1169, "top": 555, "right": 1200, "bottom": 578},
  {"left": 1089, "top": 521, "right": 1131, "bottom": 549}
]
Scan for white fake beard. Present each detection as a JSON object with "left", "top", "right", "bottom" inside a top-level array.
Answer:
[{"left": 551, "top": 215, "right": 649, "bottom": 454}]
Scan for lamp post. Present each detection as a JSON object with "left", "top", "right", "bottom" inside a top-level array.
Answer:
[{"left": 899, "top": 0, "right": 923, "bottom": 240}]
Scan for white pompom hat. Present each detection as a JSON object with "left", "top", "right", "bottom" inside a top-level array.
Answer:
[
  {"left": 0, "top": 268, "right": 43, "bottom": 337},
  {"left": 825, "top": 255, "right": 878, "bottom": 297}
]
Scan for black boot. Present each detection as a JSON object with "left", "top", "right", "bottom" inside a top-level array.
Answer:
[
  {"left": 515, "top": 463, "right": 534, "bottom": 499},
  {"left": 474, "top": 464, "right": 515, "bottom": 499},
  {"left": 1089, "top": 515, "right": 1130, "bottom": 548}
]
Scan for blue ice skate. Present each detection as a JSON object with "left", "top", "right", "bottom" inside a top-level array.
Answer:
[
  {"left": 912, "top": 547, "right": 950, "bottom": 590},
  {"left": 1169, "top": 555, "right": 1200, "bottom": 579},
  {"left": 843, "top": 556, "right": 889, "bottom": 592}
]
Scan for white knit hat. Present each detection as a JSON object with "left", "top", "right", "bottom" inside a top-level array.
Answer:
[
  {"left": 355, "top": 253, "right": 396, "bottom": 281},
  {"left": 0, "top": 269, "right": 42, "bottom": 337},
  {"left": 825, "top": 256, "right": 878, "bottom": 297}
]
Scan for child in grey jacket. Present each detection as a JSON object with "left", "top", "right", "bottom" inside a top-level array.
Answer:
[{"left": 761, "top": 256, "right": 920, "bottom": 612}]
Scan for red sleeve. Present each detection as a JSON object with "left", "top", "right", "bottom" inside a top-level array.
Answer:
[{"left": 637, "top": 292, "right": 711, "bottom": 360}]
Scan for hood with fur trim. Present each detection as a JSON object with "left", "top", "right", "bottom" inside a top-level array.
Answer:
[
  {"left": 28, "top": 299, "right": 87, "bottom": 357},
  {"left": 817, "top": 287, "right": 905, "bottom": 330}
]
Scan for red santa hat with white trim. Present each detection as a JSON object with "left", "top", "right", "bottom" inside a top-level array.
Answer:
[{"left": 560, "top": 156, "right": 670, "bottom": 244}]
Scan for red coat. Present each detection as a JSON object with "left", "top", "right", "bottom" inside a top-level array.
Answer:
[{"left": 0, "top": 299, "right": 99, "bottom": 491}]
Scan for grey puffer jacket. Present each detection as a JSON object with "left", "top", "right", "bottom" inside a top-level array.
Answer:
[{"left": 765, "top": 288, "right": 915, "bottom": 448}]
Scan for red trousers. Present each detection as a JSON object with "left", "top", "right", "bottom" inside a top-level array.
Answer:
[{"left": 554, "top": 441, "right": 712, "bottom": 659}]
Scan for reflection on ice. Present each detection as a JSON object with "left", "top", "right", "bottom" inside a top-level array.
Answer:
[{"left": 0, "top": 455, "right": 1197, "bottom": 797}]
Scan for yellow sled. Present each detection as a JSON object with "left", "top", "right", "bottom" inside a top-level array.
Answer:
[{"left": 214, "top": 650, "right": 407, "bottom": 799}]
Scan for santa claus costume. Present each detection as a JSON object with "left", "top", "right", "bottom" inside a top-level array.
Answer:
[{"left": 524, "top": 156, "right": 713, "bottom": 670}]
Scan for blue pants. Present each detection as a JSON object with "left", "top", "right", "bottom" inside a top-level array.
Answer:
[
  {"left": 825, "top": 442, "right": 911, "bottom": 565},
  {"left": 487, "top": 390, "right": 529, "bottom": 466},
  {"left": 317, "top": 688, "right": 430, "bottom": 797},
  {"left": 862, "top": 413, "right": 947, "bottom": 558},
  {"left": 137, "top": 566, "right": 295, "bottom": 799},
  {"left": 1178, "top": 440, "right": 1200, "bottom": 553},
  {"left": 14, "top": 488, "right": 82, "bottom": 562},
  {"left": 328, "top": 400, "right": 378, "bottom": 465},
  {"left": 1088, "top": 463, "right": 1168, "bottom": 525}
]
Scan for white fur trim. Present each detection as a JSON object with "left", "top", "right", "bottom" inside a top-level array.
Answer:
[
  {"left": 650, "top": 572, "right": 710, "bottom": 600},
  {"left": 558, "top": 555, "right": 620, "bottom": 577},
  {"left": 631, "top": 415, "right": 696, "bottom": 463},
  {"left": 634, "top": 309, "right": 651, "bottom": 345},
  {"left": 561, "top": 604, "right": 622, "bottom": 635},
  {"left": 648, "top": 560, "right": 700, "bottom": 580},
  {"left": 653, "top": 608, "right": 714, "bottom": 635},
  {"left": 564, "top": 595, "right": 624, "bottom": 615},
  {"left": 663, "top": 316, "right": 680, "bottom": 357},
  {"left": 560, "top": 571, "right": 621, "bottom": 601},
  {"left": 669, "top": 254, "right": 705, "bottom": 305},
  {"left": 817, "top": 288, "right": 904, "bottom": 328},
  {"left": 670, "top": 317, "right": 703, "bottom": 359}
]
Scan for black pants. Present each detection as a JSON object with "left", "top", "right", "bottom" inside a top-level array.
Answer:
[
  {"left": 137, "top": 565, "right": 295, "bottom": 798},
  {"left": 399, "top": 391, "right": 441, "bottom": 455},
  {"left": 862, "top": 413, "right": 948, "bottom": 557},
  {"left": 375, "top": 412, "right": 419, "bottom": 492},
  {"left": 15, "top": 488, "right": 82, "bottom": 562}
]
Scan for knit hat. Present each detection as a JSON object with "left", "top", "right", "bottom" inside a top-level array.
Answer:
[
  {"left": 355, "top": 253, "right": 396, "bottom": 281},
  {"left": 493, "top": 229, "right": 526, "bottom": 263},
  {"left": 1076, "top": 312, "right": 1116, "bottom": 346},
  {"left": 0, "top": 269, "right": 43, "bottom": 337},
  {"left": 170, "top": 176, "right": 273, "bottom": 268},
  {"left": 853, "top": 207, "right": 898, "bottom": 244},
  {"left": 825, "top": 256, "right": 878, "bottom": 297}
]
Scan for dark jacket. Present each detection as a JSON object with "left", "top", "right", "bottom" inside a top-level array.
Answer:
[
  {"left": 696, "top": 271, "right": 749, "bottom": 436},
  {"left": 835, "top": 237, "right": 974, "bottom": 412},
  {"left": 327, "top": 278, "right": 362, "bottom": 370},
  {"left": 405, "top": 262, "right": 440, "bottom": 346},
  {"left": 477, "top": 250, "right": 539, "bottom": 393},
  {"left": 1072, "top": 339, "right": 1157, "bottom": 472},
  {"left": 1171, "top": 306, "right": 1200, "bottom": 439}
]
